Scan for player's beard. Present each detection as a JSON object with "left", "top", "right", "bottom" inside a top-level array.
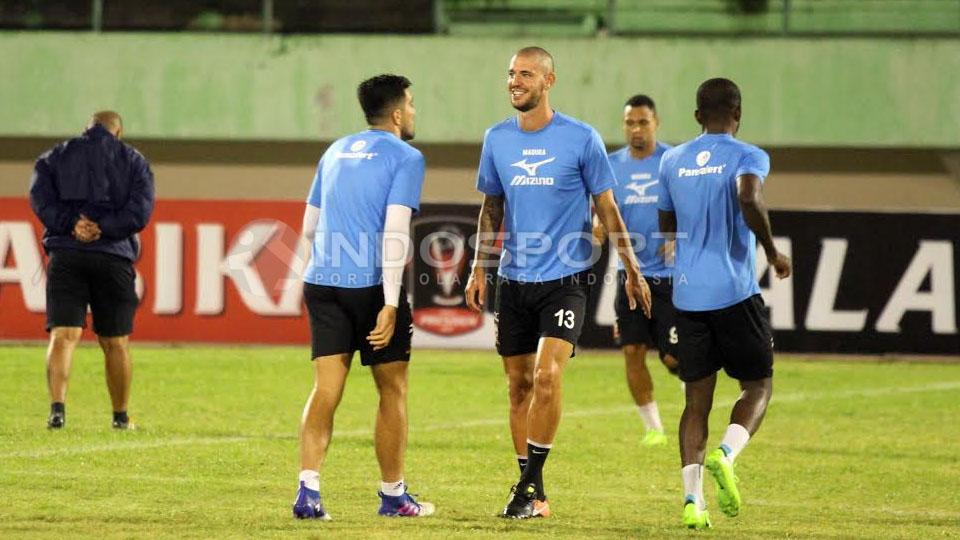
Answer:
[
  {"left": 511, "top": 88, "right": 542, "bottom": 113},
  {"left": 401, "top": 123, "right": 415, "bottom": 141}
]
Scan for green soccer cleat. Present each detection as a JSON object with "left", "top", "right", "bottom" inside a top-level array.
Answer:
[
  {"left": 640, "top": 429, "right": 667, "bottom": 447},
  {"left": 705, "top": 448, "right": 741, "bottom": 517},
  {"left": 682, "top": 501, "right": 712, "bottom": 529}
]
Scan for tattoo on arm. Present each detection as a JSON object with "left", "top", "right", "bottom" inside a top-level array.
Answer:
[{"left": 474, "top": 194, "right": 504, "bottom": 269}]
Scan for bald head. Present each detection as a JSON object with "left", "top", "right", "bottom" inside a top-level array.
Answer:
[
  {"left": 514, "top": 46, "right": 554, "bottom": 75},
  {"left": 89, "top": 110, "right": 123, "bottom": 138}
]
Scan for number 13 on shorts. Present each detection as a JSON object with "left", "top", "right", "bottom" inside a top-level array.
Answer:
[{"left": 554, "top": 308, "right": 575, "bottom": 329}]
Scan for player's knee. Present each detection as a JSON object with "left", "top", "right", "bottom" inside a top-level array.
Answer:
[
  {"left": 50, "top": 327, "right": 82, "bottom": 347},
  {"left": 97, "top": 335, "right": 129, "bottom": 354},
  {"left": 375, "top": 372, "right": 408, "bottom": 398},
  {"left": 683, "top": 394, "right": 713, "bottom": 416},
  {"left": 532, "top": 364, "right": 560, "bottom": 395},
  {"left": 661, "top": 354, "right": 679, "bottom": 373},
  {"left": 623, "top": 344, "right": 647, "bottom": 360},
  {"left": 508, "top": 376, "right": 533, "bottom": 407}
]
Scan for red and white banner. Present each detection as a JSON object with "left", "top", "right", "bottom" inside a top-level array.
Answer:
[
  {"left": 3, "top": 198, "right": 958, "bottom": 354},
  {"left": 1, "top": 197, "right": 310, "bottom": 343}
]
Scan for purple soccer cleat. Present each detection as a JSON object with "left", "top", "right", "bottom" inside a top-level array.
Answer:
[
  {"left": 292, "top": 481, "right": 332, "bottom": 521},
  {"left": 377, "top": 489, "right": 435, "bottom": 517}
]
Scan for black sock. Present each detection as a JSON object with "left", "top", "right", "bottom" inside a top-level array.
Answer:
[
  {"left": 518, "top": 442, "right": 550, "bottom": 499},
  {"left": 113, "top": 411, "right": 128, "bottom": 424},
  {"left": 517, "top": 457, "right": 528, "bottom": 475},
  {"left": 51, "top": 402, "right": 65, "bottom": 415}
]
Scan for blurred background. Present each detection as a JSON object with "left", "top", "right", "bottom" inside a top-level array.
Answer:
[{"left": 0, "top": 0, "right": 958, "bottom": 356}]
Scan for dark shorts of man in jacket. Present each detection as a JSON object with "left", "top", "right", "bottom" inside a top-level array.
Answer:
[{"left": 28, "top": 110, "right": 155, "bottom": 431}]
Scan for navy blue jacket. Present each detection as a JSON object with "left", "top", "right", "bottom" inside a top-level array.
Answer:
[{"left": 29, "top": 125, "right": 155, "bottom": 262}]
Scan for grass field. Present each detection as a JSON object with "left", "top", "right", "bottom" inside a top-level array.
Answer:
[{"left": 1, "top": 345, "right": 958, "bottom": 539}]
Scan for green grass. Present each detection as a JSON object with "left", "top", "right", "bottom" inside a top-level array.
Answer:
[{"left": 1, "top": 346, "right": 958, "bottom": 539}]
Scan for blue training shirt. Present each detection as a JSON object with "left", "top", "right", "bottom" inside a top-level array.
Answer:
[
  {"left": 304, "top": 129, "right": 424, "bottom": 288},
  {"left": 609, "top": 142, "right": 672, "bottom": 278},
  {"left": 657, "top": 133, "right": 770, "bottom": 311},
  {"left": 476, "top": 112, "right": 617, "bottom": 282}
]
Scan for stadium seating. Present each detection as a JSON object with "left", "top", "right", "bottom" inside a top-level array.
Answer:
[{"left": 441, "top": 0, "right": 960, "bottom": 35}]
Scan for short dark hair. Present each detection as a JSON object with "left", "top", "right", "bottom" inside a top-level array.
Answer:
[
  {"left": 696, "top": 78, "right": 741, "bottom": 122},
  {"left": 625, "top": 94, "right": 656, "bottom": 112},
  {"left": 357, "top": 74, "right": 411, "bottom": 124},
  {"left": 515, "top": 46, "right": 555, "bottom": 73}
]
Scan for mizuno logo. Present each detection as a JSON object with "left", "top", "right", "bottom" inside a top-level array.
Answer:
[
  {"left": 626, "top": 180, "right": 658, "bottom": 197},
  {"left": 511, "top": 157, "right": 555, "bottom": 176},
  {"left": 623, "top": 180, "right": 658, "bottom": 205}
]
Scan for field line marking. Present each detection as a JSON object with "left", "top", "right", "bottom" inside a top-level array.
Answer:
[{"left": 2, "top": 381, "right": 957, "bottom": 460}]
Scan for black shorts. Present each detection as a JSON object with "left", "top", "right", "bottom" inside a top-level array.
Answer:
[
  {"left": 494, "top": 271, "right": 590, "bottom": 357},
  {"left": 45, "top": 249, "right": 139, "bottom": 337},
  {"left": 303, "top": 282, "right": 413, "bottom": 366},
  {"left": 614, "top": 272, "right": 678, "bottom": 360},
  {"left": 676, "top": 294, "right": 774, "bottom": 383}
]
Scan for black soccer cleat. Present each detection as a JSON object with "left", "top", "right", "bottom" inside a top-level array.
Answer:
[
  {"left": 47, "top": 411, "right": 65, "bottom": 429},
  {"left": 500, "top": 483, "right": 538, "bottom": 519},
  {"left": 112, "top": 411, "right": 136, "bottom": 430}
]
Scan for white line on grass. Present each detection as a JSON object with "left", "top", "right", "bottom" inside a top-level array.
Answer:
[{"left": 2, "top": 381, "right": 957, "bottom": 461}]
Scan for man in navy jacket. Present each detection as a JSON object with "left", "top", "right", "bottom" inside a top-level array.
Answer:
[{"left": 29, "top": 110, "right": 155, "bottom": 430}]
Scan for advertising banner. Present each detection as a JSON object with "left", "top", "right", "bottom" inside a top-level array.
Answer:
[{"left": 1, "top": 198, "right": 957, "bottom": 354}]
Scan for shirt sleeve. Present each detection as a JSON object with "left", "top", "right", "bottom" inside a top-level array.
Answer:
[
  {"left": 386, "top": 152, "right": 425, "bottom": 213},
  {"left": 656, "top": 154, "right": 674, "bottom": 212},
  {"left": 94, "top": 151, "right": 155, "bottom": 239},
  {"left": 305, "top": 157, "right": 324, "bottom": 207},
  {"left": 580, "top": 129, "right": 617, "bottom": 195},
  {"left": 736, "top": 146, "right": 770, "bottom": 182},
  {"left": 29, "top": 152, "right": 78, "bottom": 234},
  {"left": 475, "top": 131, "right": 504, "bottom": 196}
]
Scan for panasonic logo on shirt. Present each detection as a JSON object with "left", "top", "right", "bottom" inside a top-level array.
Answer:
[
  {"left": 678, "top": 164, "right": 725, "bottom": 177},
  {"left": 335, "top": 151, "right": 378, "bottom": 160}
]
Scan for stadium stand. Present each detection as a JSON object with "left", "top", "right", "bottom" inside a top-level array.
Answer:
[
  {"left": 2, "top": 0, "right": 957, "bottom": 35},
  {"left": 440, "top": 0, "right": 960, "bottom": 36}
]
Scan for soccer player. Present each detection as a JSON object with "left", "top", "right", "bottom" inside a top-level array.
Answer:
[
  {"left": 657, "top": 78, "right": 791, "bottom": 529},
  {"left": 292, "top": 74, "right": 434, "bottom": 520},
  {"left": 29, "top": 111, "right": 154, "bottom": 431},
  {"left": 464, "top": 46, "right": 652, "bottom": 519},
  {"left": 598, "top": 94, "right": 679, "bottom": 447}
]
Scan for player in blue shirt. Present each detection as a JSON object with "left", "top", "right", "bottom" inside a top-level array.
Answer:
[
  {"left": 597, "top": 94, "right": 678, "bottom": 448},
  {"left": 293, "top": 74, "right": 434, "bottom": 520},
  {"left": 464, "top": 47, "right": 652, "bottom": 519},
  {"left": 657, "top": 78, "right": 791, "bottom": 529}
]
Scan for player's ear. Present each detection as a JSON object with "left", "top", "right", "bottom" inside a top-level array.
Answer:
[
  {"left": 694, "top": 109, "right": 703, "bottom": 126},
  {"left": 733, "top": 106, "right": 742, "bottom": 122},
  {"left": 391, "top": 106, "right": 403, "bottom": 126},
  {"left": 544, "top": 71, "right": 556, "bottom": 89}
]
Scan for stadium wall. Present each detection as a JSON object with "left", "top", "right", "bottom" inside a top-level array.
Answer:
[{"left": 1, "top": 32, "right": 959, "bottom": 147}]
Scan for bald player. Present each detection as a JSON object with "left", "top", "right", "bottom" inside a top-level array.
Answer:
[
  {"left": 465, "top": 46, "right": 652, "bottom": 519},
  {"left": 29, "top": 111, "right": 155, "bottom": 430}
]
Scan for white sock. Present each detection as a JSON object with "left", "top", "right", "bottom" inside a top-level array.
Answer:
[
  {"left": 299, "top": 469, "right": 320, "bottom": 491},
  {"left": 637, "top": 401, "right": 663, "bottom": 432},
  {"left": 719, "top": 423, "right": 751, "bottom": 462},
  {"left": 681, "top": 464, "right": 705, "bottom": 510},
  {"left": 381, "top": 479, "right": 405, "bottom": 497}
]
